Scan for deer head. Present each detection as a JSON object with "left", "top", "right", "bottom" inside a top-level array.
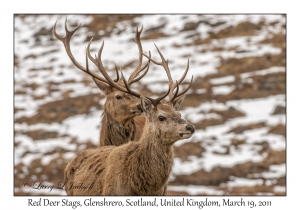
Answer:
[
  {"left": 140, "top": 92, "right": 194, "bottom": 146},
  {"left": 119, "top": 67, "right": 194, "bottom": 144},
  {"left": 53, "top": 19, "right": 151, "bottom": 123},
  {"left": 95, "top": 78, "right": 144, "bottom": 122}
]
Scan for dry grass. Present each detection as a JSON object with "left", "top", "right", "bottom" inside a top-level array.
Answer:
[
  {"left": 22, "top": 129, "right": 60, "bottom": 141},
  {"left": 141, "top": 31, "right": 169, "bottom": 40},
  {"left": 227, "top": 122, "right": 267, "bottom": 134},
  {"left": 15, "top": 93, "right": 103, "bottom": 125},
  {"left": 170, "top": 149, "right": 285, "bottom": 192},
  {"left": 268, "top": 124, "right": 286, "bottom": 136},
  {"left": 217, "top": 51, "right": 286, "bottom": 75},
  {"left": 174, "top": 142, "right": 205, "bottom": 161},
  {"left": 209, "top": 21, "right": 264, "bottom": 39},
  {"left": 260, "top": 33, "right": 286, "bottom": 48}
]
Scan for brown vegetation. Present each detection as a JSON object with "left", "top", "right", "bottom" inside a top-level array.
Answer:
[
  {"left": 170, "top": 149, "right": 285, "bottom": 188},
  {"left": 269, "top": 124, "right": 285, "bottom": 136},
  {"left": 174, "top": 142, "right": 205, "bottom": 161},
  {"left": 260, "top": 33, "right": 285, "bottom": 48},
  {"left": 22, "top": 129, "right": 60, "bottom": 141},
  {"left": 15, "top": 93, "right": 103, "bottom": 124},
  {"left": 227, "top": 122, "right": 267, "bottom": 134},
  {"left": 217, "top": 52, "right": 285, "bottom": 75}
]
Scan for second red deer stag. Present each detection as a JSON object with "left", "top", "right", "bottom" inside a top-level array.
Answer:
[{"left": 53, "top": 19, "right": 150, "bottom": 146}]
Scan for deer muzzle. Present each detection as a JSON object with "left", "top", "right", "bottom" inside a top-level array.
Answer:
[
  {"left": 130, "top": 104, "right": 143, "bottom": 116},
  {"left": 186, "top": 124, "right": 195, "bottom": 133},
  {"left": 178, "top": 123, "right": 195, "bottom": 139}
]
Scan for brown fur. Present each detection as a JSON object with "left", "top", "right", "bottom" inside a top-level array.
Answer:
[
  {"left": 94, "top": 79, "right": 145, "bottom": 147},
  {"left": 133, "top": 115, "right": 146, "bottom": 141},
  {"left": 64, "top": 96, "right": 194, "bottom": 195}
]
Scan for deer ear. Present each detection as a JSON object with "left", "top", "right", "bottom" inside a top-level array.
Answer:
[
  {"left": 93, "top": 78, "right": 113, "bottom": 95},
  {"left": 140, "top": 96, "right": 152, "bottom": 114},
  {"left": 172, "top": 94, "right": 185, "bottom": 110}
]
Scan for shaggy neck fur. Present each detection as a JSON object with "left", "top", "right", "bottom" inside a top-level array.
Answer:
[
  {"left": 127, "top": 122, "right": 174, "bottom": 195},
  {"left": 99, "top": 109, "right": 136, "bottom": 147}
]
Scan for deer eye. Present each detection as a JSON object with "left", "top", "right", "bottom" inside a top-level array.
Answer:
[
  {"left": 158, "top": 116, "right": 166, "bottom": 121},
  {"left": 115, "top": 95, "right": 122, "bottom": 100}
]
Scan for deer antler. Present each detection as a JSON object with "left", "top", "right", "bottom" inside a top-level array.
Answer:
[
  {"left": 84, "top": 38, "right": 128, "bottom": 92},
  {"left": 141, "top": 44, "right": 193, "bottom": 103},
  {"left": 53, "top": 19, "right": 152, "bottom": 95},
  {"left": 53, "top": 19, "right": 114, "bottom": 86},
  {"left": 127, "top": 25, "right": 151, "bottom": 86},
  {"left": 119, "top": 71, "right": 170, "bottom": 106}
]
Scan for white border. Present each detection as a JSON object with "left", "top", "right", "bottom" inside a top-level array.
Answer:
[{"left": 3, "top": 0, "right": 298, "bottom": 208}]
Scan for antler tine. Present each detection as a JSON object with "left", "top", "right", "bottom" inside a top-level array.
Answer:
[
  {"left": 142, "top": 44, "right": 192, "bottom": 101},
  {"left": 128, "top": 51, "right": 151, "bottom": 85},
  {"left": 122, "top": 70, "right": 170, "bottom": 106},
  {"left": 175, "top": 75, "right": 194, "bottom": 98},
  {"left": 128, "top": 24, "right": 150, "bottom": 85},
  {"left": 85, "top": 39, "right": 128, "bottom": 93},
  {"left": 149, "top": 84, "right": 171, "bottom": 106},
  {"left": 53, "top": 19, "right": 110, "bottom": 85},
  {"left": 121, "top": 71, "right": 141, "bottom": 99},
  {"left": 178, "top": 58, "right": 189, "bottom": 84},
  {"left": 142, "top": 44, "right": 178, "bottom": 99},
  {"left": 168, "top": 81, "right": 180, "bottom": 103},
  {"left": 114, "top": 63, "right": 120, "bottom": 82},
  {"left": 128, "top": 61, "right": 150, "bottom": 85},
  {"left": 168, "top": 59, "right": 192, "bottom": 100},
  {"left": 154, "top": 44, "right": 173, "bottom": 82},
  {"left": 86, "top": 38, "right": 101, "bottom": 69}
]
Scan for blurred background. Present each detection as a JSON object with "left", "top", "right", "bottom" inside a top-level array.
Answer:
[{"left": 14, "top": 14, "right": 286, "bottom": 195}]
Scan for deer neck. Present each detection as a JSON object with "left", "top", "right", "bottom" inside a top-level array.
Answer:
[
  {"left": 129, "top": 122, "right": 174, "bottom": 194},
  {"left": 140, "top": 124, "right": 174, "bottom": 159},
  {"left": 140, "top": 122, "right": 172, "bottom": 145},
  {"left": 99, "top": 111, "right": 136, "bottom": 147}
]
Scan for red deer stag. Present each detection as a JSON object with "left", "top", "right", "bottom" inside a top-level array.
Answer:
[
  {"left": 64, "top": 76, "right": 195, "bottom": 195},
  {"left": 53, "top": 19, "right": 150, "bottom": 146},
  {"left": 141, "top": 43, "right": 192, "bottom": 195}
]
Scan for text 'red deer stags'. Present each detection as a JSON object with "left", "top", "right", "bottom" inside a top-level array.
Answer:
[
  {"left": 53, "top": 19, "right": 151, "bottom": 147},
  {"left": 64, "top": 79, "right": 195, "bottom": 195}
]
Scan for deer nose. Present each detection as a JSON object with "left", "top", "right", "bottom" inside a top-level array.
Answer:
[
  {"left": 186, "top": 124, "right": 195, "bottom": 133},
  {"left": 137, "top": 105, "right": 143, "bottom": 112}
]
